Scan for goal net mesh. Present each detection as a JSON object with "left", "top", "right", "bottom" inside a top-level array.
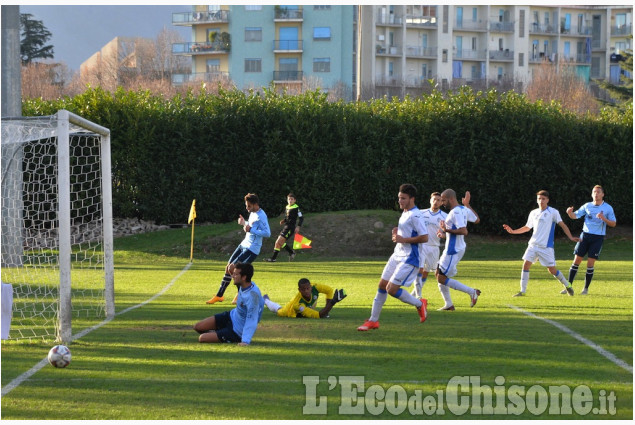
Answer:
[{"left": 2, "top": 114, "right": 109, "bottom": 342}]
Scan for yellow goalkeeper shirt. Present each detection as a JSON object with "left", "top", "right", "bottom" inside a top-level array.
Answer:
[{"left": 277, "top": 283, "right": 335, "bottom": 319}]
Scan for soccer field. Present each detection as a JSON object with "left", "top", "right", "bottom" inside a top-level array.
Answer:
[{"left": 1, "top": 230, "right": 632, "bottom": 420}]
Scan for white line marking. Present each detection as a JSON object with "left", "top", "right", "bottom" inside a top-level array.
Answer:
[
  {"left": 1, "top": 262, "right": 192, "bottom": 397},
  {"left": 508, "top": 304, "right": 633, "bottom": 374}
]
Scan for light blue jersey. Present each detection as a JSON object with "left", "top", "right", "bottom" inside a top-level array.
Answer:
[
  {"left": 240, "top": 208, "right": 271, "bottom": 254},
  {"left": 573, "top": 201, "right": 616, "bottom": 236},
  {"left": 230, "top": 282, "right": 264, "bottom": 344}
]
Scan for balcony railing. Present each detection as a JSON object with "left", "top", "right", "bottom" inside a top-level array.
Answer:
[
  {"left": 611, "top": 24, "right": 632, "bottom": 36},
  {"left": 454, "top": 20, "right": 488, "bottom": 31},
  {"left": 530, "top": 23, "right": 558, "bottom": 34},
  {"left": 405, "top": 46, "right": 437, "bottom": 57},
  {"left": 405, "top": 15, "right": 437, "bottom": 27},
  {"left": 172, "top": 71, "right": 230, "bottom": 85},
  {"left": 377, "top": 14, "right": 403, "bottom": 25},
  {"left": 489, "top": 49, "right": 514, "bottom": 61},
  {"left": 489, "top": 21, "right": 514, "bottom": 32},
  {"left": 561, "top": 53, "right": 591, "bottom": 64},
  {"left": 376, "top": 45, "right": 402, "bottom": 55},
  {"left": 529, "top": 51, "right": 555, "bottom": 63},
  {"left": 274, "top": 8, "right": 303, "bottom": 20},
  {"left": 273, "top": 71, "right": 303, "bottom": 81},
  {"left": 561, "top": 25, "right": 592, "bottom": 36},
  {"left": 172, "top": 42, "right": 230, "bottom": 55},
  {"left": 273, "top": 40, "right": 303, "bottom": 51},
  {"left": 454, "top": 49, "right": 487, "bottom": 60},
  {"left": 172, "top": 10, "right": 229, "bottom": 25}
]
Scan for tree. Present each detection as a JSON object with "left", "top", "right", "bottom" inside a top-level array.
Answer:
[
  {"left": 20, "top": 13, "right": 54, "bottom": 65},
  {"left": 595, "top": 37, "right": 633, "bottom": 109}
]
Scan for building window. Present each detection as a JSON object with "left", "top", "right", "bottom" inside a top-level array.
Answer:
[
  {"left": 245, "top": 58, "right": 262, "bottom": 72},
  {"left": 519, "top": 10, "right": 525, "bottom": 37},
  {"left": 442, "top": 49, "right": 448, "bottom": 62},
  {"left": 313, "top": 57, "right": 330, "bottom": 72},
  {"left": 313, "top": 27, "right": 331, "bottom": 40},
  {"left": 207, "top": 59, "right": 220, "bottom": 73},
  {"left": 472, "top": 37, "right": 477, "bottom": 50},
  {"left": 518, "top": 52, "right": 524, "bottom": 67},
  {"left": 443, "top": 5, "right": 449, "bottom": 33},
  {"left": 388, "top": 61, "right": 394, "bottom": 77},
  {"left": 244, "top": 5, "right": 262, "bottom": 11},
  {"left": 314, "top": 5, "right": 330, "bottom": 10},
  {"left": 245, "top": 27, "right": 262, "bottom": 42}
]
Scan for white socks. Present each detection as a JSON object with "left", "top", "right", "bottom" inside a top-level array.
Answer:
[
  {"left": 520, "top": 270, "right": 529, "bottom": 293},
  {"left": 369, "top": 289, "right": 388, "bottom": 322},
  {"left": 264, "top": 298, "right": 281, "bottom": 313}
]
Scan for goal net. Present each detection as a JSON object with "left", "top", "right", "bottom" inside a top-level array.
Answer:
[{"left": 1, "top": 110, "right": 114, "bottom": 344}]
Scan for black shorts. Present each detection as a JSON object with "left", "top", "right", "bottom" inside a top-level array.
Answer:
[
  {"left": 213, "top": 311, "right": 242, "bottom": 343},
  {"left": 573, "top": 232, "right": 605, "bottom": 260},
  {"left": 279, "top": 225, "right": 295, "bottom": 240}
]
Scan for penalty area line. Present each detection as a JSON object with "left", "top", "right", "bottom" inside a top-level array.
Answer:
[
  {"left": 508, "top": 304, "right": 633, "bottom": 374},
  {"left": 1, "top": 262, "right": 193, "bottom": 398}
]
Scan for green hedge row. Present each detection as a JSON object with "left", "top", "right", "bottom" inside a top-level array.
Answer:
[{"left": 22, "top": 87, "right": 633, "bottom": 235}]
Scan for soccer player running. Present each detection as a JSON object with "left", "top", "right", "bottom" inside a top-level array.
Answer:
[
  {"left": 194, "top": 263, "right": 264, "bottom": 346},
  {"left": 358, "top": 184, "right": 429, "bottom": 331},
  {"left": 206, "top": 193, "right": 271, "bottom": 304},
  {"left": 265, "top": 193, "right": 304, "bottom": 262},
  {"left": 263, "top": 278, "right": 347, "bottom": 319},
  {"left": 563, "top": 185, "right": 616, "bottom": 295},
  {"left": 436, "top": 189, "right": 482, "bottom": 311},
  {"left": 503, "top": 190, "right": 580, "bottom": 297}
]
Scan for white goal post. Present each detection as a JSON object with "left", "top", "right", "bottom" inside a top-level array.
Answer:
[{"left": 1, "top": 110, "right": 114, "bottom": 344}]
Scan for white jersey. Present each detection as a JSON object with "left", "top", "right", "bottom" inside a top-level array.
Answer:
[
  {"left": 421, "top": 208, "right": 447, "bottom": 247},
  {"left": 393, "top": 206, "right": 428, "bottom": 267},
  {"left": 525, "top": 206, "right": 562, "bottom": 249},
  {"left": 443, "top": 206, "right": 470, "bottom": 255}
]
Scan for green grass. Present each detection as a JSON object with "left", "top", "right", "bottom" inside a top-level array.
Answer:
[{"left": 1, "top": 221, "right": 632, "bottom": 420}]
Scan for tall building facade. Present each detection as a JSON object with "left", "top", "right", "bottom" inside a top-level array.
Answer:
[
  {"left": 172, "top": 5, "right": 354, "bottom": 95},
  {"left": 356, "top": 5, "right": 632, "bottom": 99}
]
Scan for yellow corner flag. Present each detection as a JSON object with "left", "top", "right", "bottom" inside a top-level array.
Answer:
[
  {"left": 188, "top": 199, "right": 196, "bottom": 262},
  {"left": 293, "top": 233, "right": 312, "bottom": 250},
  {"left": 188, "top": 199, "right": 197, "bottom": 224}
]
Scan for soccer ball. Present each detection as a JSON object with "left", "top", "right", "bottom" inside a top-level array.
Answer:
[{"left": 48, "top": 345, "right": 71, "bottom": 368}]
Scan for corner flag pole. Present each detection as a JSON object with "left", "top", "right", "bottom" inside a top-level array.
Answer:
[{"left": 188, "top": 199, "right": 196, "bottom": 262}]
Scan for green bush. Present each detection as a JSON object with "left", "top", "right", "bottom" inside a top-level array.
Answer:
[{"left": 22, "top": 87, "right": 632, "bottom": 234}]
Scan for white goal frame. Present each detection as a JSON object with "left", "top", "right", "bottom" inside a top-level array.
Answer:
[{"left": 1, "top": 109, "right": 114, "bottom": 343}]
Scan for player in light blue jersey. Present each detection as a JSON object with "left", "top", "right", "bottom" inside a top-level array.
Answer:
[
  {"left": 503, "top": 190, "right": 580, "bottom": 297},
  {"left": 564, "top": 185, "right": 617, "bottom": 295},
  {"left": 194, "top": 263, "right": 264, "bottom": 345},
  {"left": 436, "top": 189, "right": 482, "bottom": 310},
  {"left": 358, "top": 184, "right": 429, "bottom": 331},
  {"left": 207, "top": 193, "right": 271, "bottom": 304}
]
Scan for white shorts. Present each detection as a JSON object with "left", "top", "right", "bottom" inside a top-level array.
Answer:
[
  {"left": 381, "top": 254, "right": 418, "bottom": 287},
  {"left": 437, "top": 249, "right": 465, "bottom": 278},
  {"left": 420, "top": 244, "right": 441, "bottom": 272},
  {"left": 522, "top": 245, "right": 556, "bottom": 267}
]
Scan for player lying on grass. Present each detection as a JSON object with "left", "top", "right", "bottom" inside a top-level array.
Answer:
[
  {"left": 194, "top": 263, "right": 264, "bottom": 346},
  {"left": 263, "top": 278, "right": 347, "bottom": 318}
]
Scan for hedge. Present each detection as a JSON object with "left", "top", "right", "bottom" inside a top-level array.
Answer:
[{"left": 22, "top": 87, "right": 633, "bottom": 235}]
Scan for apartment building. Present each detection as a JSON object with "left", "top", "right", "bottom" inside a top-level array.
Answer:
[
  {"left": 172, "top": 5, "right": 354, "bottom": 95},
  {"left": 357, "top": 5, "right": 632, "bottom": 99}
]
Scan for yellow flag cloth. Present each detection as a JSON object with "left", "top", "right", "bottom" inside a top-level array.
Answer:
[{"left": 188, "top": 200, "right": 197, "bottom": 224}]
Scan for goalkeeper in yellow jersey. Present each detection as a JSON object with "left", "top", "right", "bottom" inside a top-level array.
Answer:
[{"left": 263, "top": 278, "right": 346, "bottom": 319}]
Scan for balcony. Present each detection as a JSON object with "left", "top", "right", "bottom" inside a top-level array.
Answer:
[
  {"left": 376, "top": 45, "right": 402, "bottom": 55},
  {"left": 454, "top": 49, "right": 487, "bottom": 60},
  {"left": 405, "top": 46, "right": 437, "bottom": 58},
  {"left": 273, "top": 40, "right": 303, "bottom": 52},
  {"left": 489, "top": 49, "right": 514, "bottom": 61},
  {"left": 172, "top": 41, "right": 230, "bottom": 55},
  {"left": 377, "top": 13, "right": 403, "bottom": 25},
  {"left": 172, "top": 71, "right": 230, "bottom": 85},
  {"left": 530, "top": 23, "right": 558, "bottom": 35},
  {"left": 529, "top": 51, "right": 555, "bottom": 63},
  {"left": 611, "top": 24, "right": 632, "bottom": 36},
  {"left": 375, "top": 76, "right": 402, "bottom": 86},
  {"left": 273, "top": 71, "right": 303, "bottom": 82},
  {"left": 454, "top": 20, "right": 488, "bottom": 32},
  {"left": 274, "top": 7, "right": 303, "bottom": 21},
  {"left": 172, "top": 10, "right": 229, "bottom": 25},
  {"left": 560, "top": 53, "right": 591, "bottom": 64},
  {"left": 561, "top": 25, "right": 592, "bottom": 36},
  {"left": 405, "top": 15, "right": 437, "bottom": 28},
  {"left": 489, "top": 21, "right": 514, "bottom": 33}
]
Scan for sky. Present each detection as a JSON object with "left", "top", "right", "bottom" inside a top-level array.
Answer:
[{"left": 18, "top": 4, "right": 193, "bottom": 71}]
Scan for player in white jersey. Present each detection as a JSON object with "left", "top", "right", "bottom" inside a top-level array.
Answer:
[
  {"left": 436, "top": 189, "right": 482, "bottom": 310},
  {"left": 503, "top": 190, "right": 580, "bottom": 297},
  {"left": 358, "top": 184, "right": 429, "bottom": 331}
]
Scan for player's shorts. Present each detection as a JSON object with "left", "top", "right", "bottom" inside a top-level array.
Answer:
[
  {"left": 381, "top": 254, "right": 418, "bottom": 287},
  {"left": 420, "top": 244, "right": 441, "bottom": 272},
  {"left": 213, "top": 311, "right": 242, "bottom": 343},
  {"left": 522, "top": 245, "right": 556, "bottom": 267},
  {"left": 228, "top": 246, "right": 258, "bottom": 265},
  {"left": 573, "top": 232, "right": 604, "bottom": 260},
  {"left": 437, "top": 249, "right": 465, "bottom": 278},
  {"left": 279, "top": 225, "right": 294, "bottom": 240}
]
